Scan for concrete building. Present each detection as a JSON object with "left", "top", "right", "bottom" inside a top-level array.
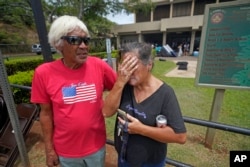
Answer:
[{"left": 111, "top": 0, "right": 236, "bottom": 55}]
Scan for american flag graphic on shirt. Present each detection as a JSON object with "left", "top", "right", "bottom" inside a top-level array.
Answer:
[{"left": 62, "top": 83, "right": 97, "bottom": 104}]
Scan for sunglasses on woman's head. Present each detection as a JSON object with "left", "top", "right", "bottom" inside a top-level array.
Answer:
[{"left": 61, "top": 36, "right": 90, "bottom": 45}]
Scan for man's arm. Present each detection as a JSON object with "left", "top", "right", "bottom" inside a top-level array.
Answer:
[{"left": 39, "top": 103, "right": 59, "bottom": 167}]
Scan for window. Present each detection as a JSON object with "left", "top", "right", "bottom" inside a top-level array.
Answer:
[
  {"left": 153, "top": 5, "right": 170, "bottom": 21},
  {"left": 173, "top": 2, "right": 192, "bottom": 17},
  {"left": 135, "top": 10, "right": 150, "bottom": 23},
  {"left": 194, "top": 0, "right": 216, "bottom": 15}
]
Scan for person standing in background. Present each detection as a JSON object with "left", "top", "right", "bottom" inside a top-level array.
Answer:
[
  {"left": 183, "top": 42, "right": 190, "bottom": 56},
  {"left": 178, "top": 43, "right": 183, "bottom": 57},
  {"left": 30, "top": 15, "right": 116, "bottom": 167}
]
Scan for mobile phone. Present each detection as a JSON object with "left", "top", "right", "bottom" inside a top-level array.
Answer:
[{"left": 117, "top": 109, "right": 128, "bottom": 121}]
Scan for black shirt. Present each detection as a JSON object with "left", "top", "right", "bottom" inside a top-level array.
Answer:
[{"left": 114, "top": 83, "right": 186, "bottom": 166}]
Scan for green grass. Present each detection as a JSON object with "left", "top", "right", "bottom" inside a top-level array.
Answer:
[{"left": 105, "top": 59, "right": 250, "bottom": 167}]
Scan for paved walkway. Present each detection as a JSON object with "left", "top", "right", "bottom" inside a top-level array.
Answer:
[{"left": 156, "top": 56, "right": 198, "bottom": 78}]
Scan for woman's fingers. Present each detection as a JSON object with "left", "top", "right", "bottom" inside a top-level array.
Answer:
[{"left": 118, "top": 54, "right": 138, "bottom": 78}]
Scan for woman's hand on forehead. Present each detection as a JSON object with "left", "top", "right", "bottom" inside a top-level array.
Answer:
[
  {"left": 122, "top": 53, "right": 138, "bottom": 68},
  {"left": 117, "top": 53, "right": 138, "bottom": 83},
  {"left": 123, "top": 52, "right": 137, "bottom": 60}
]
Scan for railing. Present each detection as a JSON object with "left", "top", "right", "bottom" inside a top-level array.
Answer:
[
  {"left": 0, "top": 44, "right": 31, "bottom": 55},
  {"left": 183, "top": 117, "right": 250, "bottom": 136},
  {"left": 8, "top": 84, "right": 250, "bottom": 166}
]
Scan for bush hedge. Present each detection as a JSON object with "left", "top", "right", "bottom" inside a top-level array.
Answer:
[
  {"left": 4, "top": 58, "right": 44, "bottom": 75},
  {"left": 8, "top": 71, "right": 34, "bottom": 103}
]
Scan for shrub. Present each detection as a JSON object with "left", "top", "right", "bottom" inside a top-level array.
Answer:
[
  {"left": 4, "top": 59, "right": 43, "bottom": 75},
  {"left": 8, "top": 71, "right": 34, "bottom": 103}
]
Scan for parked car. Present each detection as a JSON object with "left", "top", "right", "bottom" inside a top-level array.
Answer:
[{"left": 31, "top": 44, "right": 57, "bottom": 55}]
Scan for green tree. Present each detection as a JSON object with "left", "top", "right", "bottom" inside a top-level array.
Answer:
[
  {"left": 42, "top": 0, "right": 154, "bottom": 36},
  {"left": 0, "top": 0, "right": 154, "bottom": 44},
  {"left": 0, "top": 0, "right": 33, "bottom": 27}
]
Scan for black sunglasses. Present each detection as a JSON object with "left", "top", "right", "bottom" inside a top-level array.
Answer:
[{"left": 61, "top": 36, "right": 90, "bottom": 45}]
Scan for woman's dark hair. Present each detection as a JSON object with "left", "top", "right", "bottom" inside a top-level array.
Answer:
[{"left": 119, "top": 42, "right": 153, "bottom": 65}]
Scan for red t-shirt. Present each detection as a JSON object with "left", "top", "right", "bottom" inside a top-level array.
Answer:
[{"left": 31, "top": 56, "right": 116, "bottom": 157}]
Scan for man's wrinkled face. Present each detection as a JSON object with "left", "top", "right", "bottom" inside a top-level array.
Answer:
[{"left": 61, "top": 28, "right": 89, "bottom": 65}]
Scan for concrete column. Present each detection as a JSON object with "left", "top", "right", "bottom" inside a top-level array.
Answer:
[
  {"left": 151, "top": 10, "right": 153, "bottom": 22},
  {"left": 162, "top": 31, "right": 167, "bottom": 46},
  {"left": 191, "top": 0, "right": 195, "bottom": 16},
  {"left": 170, "top": 1, "right": 173, "bottom": 18},
  {"left": 116, "top": 35, "right": 121, "bottom": 49},
  {"left": 138, "top": 33, "right": 142, "bottom": 42},
  {"left": 190, "top": 30, "right": 196, "bottom": 55}
]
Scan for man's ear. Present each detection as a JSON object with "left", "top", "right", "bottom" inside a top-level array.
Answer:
[{"left": 56, "top": 45, "right": 63, "bottom": 51}]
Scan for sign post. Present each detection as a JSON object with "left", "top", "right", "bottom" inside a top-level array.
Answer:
[
  {"left": 106, "top": 38, "right": 113, "bottom": 68},
  {"left": 30, "top": 0, "right": 53, "bottom": 62}
]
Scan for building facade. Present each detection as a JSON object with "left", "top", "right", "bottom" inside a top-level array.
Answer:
[{"left": 111, "top": 0, "right": 236, "bottom": 55}]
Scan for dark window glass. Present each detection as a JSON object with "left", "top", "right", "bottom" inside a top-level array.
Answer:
[
  {"left": 194, "top": 0, "right": 216, "bottom": 15},
  {"left": 153, "top": 4, "right": 170, "bottom": 21},
  {"left": 136, "top": 10, "right": 150, "bottom": 23},
  {"left": 173, "top": 2, "right": 192, "bottom": 17}
]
